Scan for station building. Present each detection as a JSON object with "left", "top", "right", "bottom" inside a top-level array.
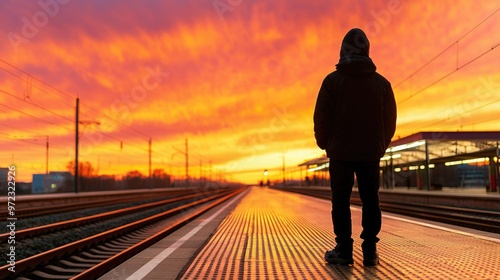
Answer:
[
  {"left": 299, "top": 131, "right": 500, "bottom": 192},
  {"left": 32, "top": 171, "right": 73, "bottom": 193}
]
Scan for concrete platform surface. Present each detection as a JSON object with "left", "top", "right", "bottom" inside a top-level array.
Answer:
[{"left": 182, "top": 187, "right": 500, "bottom": 279}]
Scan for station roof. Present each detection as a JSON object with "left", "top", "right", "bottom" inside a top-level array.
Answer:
[
  {"left": 297, "top": 156, "right": 328, "bottom": 167},
  {"left": 389, "top": 131, "right": 500, "bottom": 148},
  {"left": 386, "top": 131, "right": 499, "bottom": 161},
  {"left": 299, "top": 131, "right": 500, "bottom": 171}
]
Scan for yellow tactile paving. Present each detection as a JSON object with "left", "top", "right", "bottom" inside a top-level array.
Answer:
[{"left": 181, "top": 187, "right": 500, "bottom": 279}]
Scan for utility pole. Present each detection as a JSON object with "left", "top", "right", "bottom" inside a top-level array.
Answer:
[
  {"left": 75, "top": 98, "right": 79, "bottom": 193},
  {"left": 496, "top": 141, "right": 499, "bottom": 192},
  {"left": 185, "top": 137, "right": 189, "bottom": 187},
  {"left": 45, "top": 136, "right": 49, "bottom": 174},
  {"left": 390, "top": 153, "right": 394, "bottom": 189},
  {"left": 199, "top": 159, "right": 203, "bottom": 187},
  {"left": 425, "top": 140, "right": 431, "bottom": 191},
  {"left": 209, "top": 160, "right": 212, "bottom": 183},
  {"left": 149, "top": 138, "right": 152, "bottom": 188},
  {"left": 172, "top": 138, "right": 189, "bottom": 187},
  {"left": 282, "top": 151, "right": 286, "bottom": 186}
]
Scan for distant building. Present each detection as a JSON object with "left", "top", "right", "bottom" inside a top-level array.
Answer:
[
  {"left": 0, "top": 168, "right": 8, "bottom": 193},
  {"left": 32, "top": 172, "right": 73, "bottom": 193},
  {"left": 300, "top": 131, "right": 500, "bottom": 191}
]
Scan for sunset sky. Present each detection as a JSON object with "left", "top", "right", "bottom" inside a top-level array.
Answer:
[{"left": 1, "top": 0, "right": 499, "bottom": 184}]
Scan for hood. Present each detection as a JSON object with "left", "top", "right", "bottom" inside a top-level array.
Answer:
[{"left": 336, "top": 28, "right": 376, "bottom": 76}]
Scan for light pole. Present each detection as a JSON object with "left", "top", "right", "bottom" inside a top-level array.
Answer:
[
  {"left": 75, "top": 96, "right": 100, "bottom": 193},
  {"left": 172, "top": 138, "right": 189, "bottom": 187},
  {"left": 282, "top": 151, "right": 286, "bottom": 186},
  {"left": 148, "top": 138, "right": 152, "bottom": 189},
  {"left": 45, "top": 136, "right": 49, "bottom": 174}
]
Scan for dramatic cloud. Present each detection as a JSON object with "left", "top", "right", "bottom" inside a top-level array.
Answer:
[{"left": 1, "top": 0, "right": 499, "bottom": 183}]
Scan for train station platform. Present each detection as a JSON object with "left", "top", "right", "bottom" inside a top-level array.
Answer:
[{"left": 101, "top": 187, "right": 500, "bottom": 279}]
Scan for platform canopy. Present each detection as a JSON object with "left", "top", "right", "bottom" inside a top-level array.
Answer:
[
  {"left": 384, "top": 131, "right": 500, "bottom": 167},
  {"left": 297, "top": 156, "right": 329, "bottom": 172},
  {"left": 299, "top": 131, "right": 500, "bottom": 174}
]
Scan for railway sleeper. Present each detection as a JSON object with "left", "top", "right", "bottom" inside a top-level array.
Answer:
[
  {"left": 101, "top": 242, "right": 130, "bottom": 250},
  {"left": 96, "top": 244, "right": 125, "bottom": 252},
  {"left": 109, "top": 239, "right": 136, "bottom": 246},
  {"left": 31, "top": 270, "right": 73, "bottom": 280},
  {"left": 44, "top": 264, "right": 85, "bottom": 274},
  {"left": 80, "top": 251, "right": 113, "bottom": 259},
  {"left": 58, "top": 259, "right": 94, "bottom": 268},
  {"left": 69, "top": 255, "right": 102, "bottom": 264}
]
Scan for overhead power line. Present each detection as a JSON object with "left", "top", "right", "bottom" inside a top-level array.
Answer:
[
  {"left": 0, "top": 89, "right": 74, "bottom": 123},
  {"left": 81, "top": 103, "right": 152, "bottom": 139},
  {"left": 397, "top": 42, "right": 500, "bottom": 105},
  {"left": 0, "top": 101, "right": 72, "bottom": 130},
  {"left": 394, "top": 7, "right": 500, "bottom": 90},
  {"left": 405, "top": 89, "right": 500, "bottom": 133},
  {"left": 0, "top": 58, "right": 153, "bottom": 140},
  {"left": 0, "top": 58, "right": 76, "bottom": 100},
  {"left": 82, "top": 125, "right": 150, "bottom": 153}
]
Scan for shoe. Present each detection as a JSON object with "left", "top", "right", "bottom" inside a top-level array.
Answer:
[
  {"left": 362, "top": 243, "right": 379, "bottom": 266},
  {"left": 324, "top": 244, "right": 353, "bottom": 265},
  {"left": 362, "top": 251, "right": 379, "bottom": 266}
]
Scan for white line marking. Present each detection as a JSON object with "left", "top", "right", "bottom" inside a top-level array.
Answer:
[
  {"left": 285, "top": 189, "right": 499, "bottom": 243},
  {"left": 382, "top": 212, "right": 500, "bottom": 243},
  {"left": 126, "top": 190, "right": 248, "bottom": 280}
]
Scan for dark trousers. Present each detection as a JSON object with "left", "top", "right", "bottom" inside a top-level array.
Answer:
[{"left": 329, "top": 160, "right": 381, "bottom": 245}]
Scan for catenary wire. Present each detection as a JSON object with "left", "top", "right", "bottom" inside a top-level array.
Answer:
[
  {"left": 397, "top": 41, "right": 499, "bottom": 105},
  {"left": 0, "top": 101, "right": 72, "bottom": 130},
  {"left": 393, "top": 7, "right": 500, "bottom": 89},
  {"left": 0, "top": 88, "right": 74, "bottom": 123}
]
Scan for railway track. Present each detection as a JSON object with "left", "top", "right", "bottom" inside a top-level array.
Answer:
[
  {"left": 0, "top": 186, "right": 246, "bottom": 279},
  {"left": 0, "top": 189, "right": 197, "bottom": 219},
  {"left": 0, "top": 189, "right": 229, "bottom": 242},
  {"left": 278, "top": 187, "right": 500, "bottom": 234}
]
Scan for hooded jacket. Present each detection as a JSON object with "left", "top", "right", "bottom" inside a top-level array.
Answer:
[{"left": 313, "top": 28, "right": 397, "bottom": 161}]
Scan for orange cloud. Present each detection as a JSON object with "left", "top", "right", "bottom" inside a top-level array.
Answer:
[{"left": 1, "top": 0, "right": 499, "bottom": 183}]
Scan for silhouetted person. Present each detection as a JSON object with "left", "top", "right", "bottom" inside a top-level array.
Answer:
[{"left": 313, "top": 28, "right": 397, "bottom": 266}]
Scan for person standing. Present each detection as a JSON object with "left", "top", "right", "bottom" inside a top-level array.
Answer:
[{"left": 313, "top": 28, "right": 397, "bottom": 266}]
